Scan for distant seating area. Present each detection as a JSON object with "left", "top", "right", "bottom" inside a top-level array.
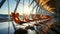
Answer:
[{"left": 11, "top": 12, "right": 54, "bottom": 25}]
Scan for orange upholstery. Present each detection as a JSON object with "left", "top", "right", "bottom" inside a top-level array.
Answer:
[
  {"left": 12, "top": 12, "right": 21, "bottom": 24},
  {"left": 24, "top": 14, "right": 30, "bottom": 22},
  {"left": 42, "top": 14, "right": 54, "bottom": 19},
  {"left": 24, "top": 14, "right": 33, "bottom": 22},
  {"left": 42, "top": 14, "right": 48, "bottom": 19},
  {"left": 24, "top": 17, "right": 30, "bottom": 22},
  {"left": 31, "top": 14, "right": 37, "bottom": 21},
  {"left": 36, "top": 14, "right": 41, "bottom": 20},
  {"left": 48, "top": 16, "right": 54, "bottom": 19},
  {"left": 11, "top": 12, "right": 27, "bottom": 25}
]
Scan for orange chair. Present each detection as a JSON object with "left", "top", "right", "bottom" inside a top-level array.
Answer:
[
  {"left": 24, "top": 14, "right": 30, "bottom": 22},
  {"left": 11, "top": 12, "right": 26, "bottom": 24},
  {"left": 36, "top": 14, "right": 41, "bottom": 20},
  {"left": 31, "top": 14, "right": 38, "bottom": 21},
  {"left": 48, "top": 16, "right": 54, "bottom": 19},
  {"left": 42, "top": 14, "right": 48, "bottom": 19},
  {"left": 24, "top": 14, "right": 33, "bottom": 22}
]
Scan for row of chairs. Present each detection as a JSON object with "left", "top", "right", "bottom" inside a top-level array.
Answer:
[{"left": 11, "top": 12, "right": 54, "bottom": 24}]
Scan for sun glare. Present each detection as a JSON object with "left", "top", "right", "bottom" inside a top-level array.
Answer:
[
  {"left": 18, "top": 6, "right": 36, "bottom": 15},
  {"left": 24, "top": 6, "right": 32, "bottom": 15}
]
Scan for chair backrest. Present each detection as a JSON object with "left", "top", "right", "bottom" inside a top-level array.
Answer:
[
  {"left": 24, "top": 14, "right": 30, "bottom": 22},
  {"left": 42, "top": 14, "right": 48, "bottom": 19},
  {"left": 42, "top": 14, "right": 54, "bottom": 19},
  {"left": 36, "top": 14, "right": 41, "bottom": 19},
  {"left": 11, "top": 12, "right": 21, "bottom": 24},
  {"left": 47, "top": 16, "right": 54, "bottom": 19},
  {"left": 31, "top": 14, "right": 36, "bottom": 20}
]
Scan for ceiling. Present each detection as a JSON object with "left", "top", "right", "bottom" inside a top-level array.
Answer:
[{"left": 34, "top": 0, "right": 60, "bottom": 14}]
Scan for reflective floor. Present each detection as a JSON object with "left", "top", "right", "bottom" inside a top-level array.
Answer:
[{"left": 0, "top": 18, "right": 57, "bottom": 34}]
